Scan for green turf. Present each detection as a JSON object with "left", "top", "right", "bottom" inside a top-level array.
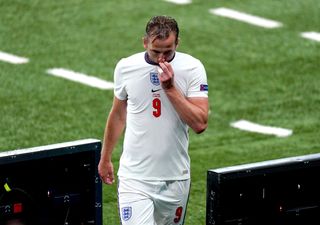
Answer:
[{"left": 0, "top": 0, "right": 319, "bottom": 224}]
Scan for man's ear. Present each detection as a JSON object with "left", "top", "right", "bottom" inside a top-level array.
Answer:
[
  {"left": 143, "top": 37, "right": 148, "bottom": 49},
  {"left": 175, "top": 37, "right": 180, "bottom": 48}
]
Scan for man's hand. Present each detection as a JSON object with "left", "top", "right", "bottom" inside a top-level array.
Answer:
[
  {"left": 98, "top": 160, "right": 115, "bottom": 185},
  {"left": 158, "top": 62, "right": 174, "bottom": 90}
]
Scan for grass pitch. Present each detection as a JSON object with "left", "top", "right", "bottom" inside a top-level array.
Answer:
[{"left": 0, "top": 0, "right": 319, "bottom": 224}]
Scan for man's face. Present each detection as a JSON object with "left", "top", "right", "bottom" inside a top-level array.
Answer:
[{"left": 143, "top": 32, "right": 178, "bottom": 64}]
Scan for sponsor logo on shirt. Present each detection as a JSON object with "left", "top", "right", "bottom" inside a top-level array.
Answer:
[
  {"left": 150, "top": 72, "right": 160, "bottom": 86},
  {"left": 151, "top": 88, "right": 161, "bottom": 93},
  {"left": 121, "top": 206, "right": 132, "bottom": 221},
  {"left": 200, "top": 84, "right": 208, "bottom": 91}
]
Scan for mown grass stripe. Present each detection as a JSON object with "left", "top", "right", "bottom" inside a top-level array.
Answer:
[
  {"left": 46, "top": 68, "right": 114, "bottom": 90},
  {"left": 0, "top": 51, "right": 29, "bottom": 64},
  {"left": 230, "top": 120, "right": 293, "bottom": 137},
  {"left": 209, "top": 7, "right": 282, "bottom": 29}
]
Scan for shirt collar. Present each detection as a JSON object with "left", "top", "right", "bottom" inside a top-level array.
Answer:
[{"left": 144, "top": 52, "right": 176, "bottom": 65}]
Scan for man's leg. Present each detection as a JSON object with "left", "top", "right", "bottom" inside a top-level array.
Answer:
[
  {"left": 118, "top": 177, "right": 157, "bottom": 225},
  {"left": 153, "top": 179, "right": 191, "bottom": 225}
]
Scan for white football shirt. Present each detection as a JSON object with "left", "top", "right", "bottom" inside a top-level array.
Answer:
[{"left": 114, "top": 51, "right": 208, "bottom": 180}]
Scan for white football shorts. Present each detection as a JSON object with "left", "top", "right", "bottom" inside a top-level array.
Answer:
[{"left": 118, "top": 177, "right": 191, "bottom": 225}]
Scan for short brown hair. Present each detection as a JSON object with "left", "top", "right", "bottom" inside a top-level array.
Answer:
[{"left": 145, "top": 15, "right": 179, "bottom": 42}]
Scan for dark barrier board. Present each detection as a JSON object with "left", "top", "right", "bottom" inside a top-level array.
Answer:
[
  {"left": 207, "top": 153, "right": 320, "bottom": 225},
  {"left": 0, "top": 139, "right": 102, "bottom": 225}
]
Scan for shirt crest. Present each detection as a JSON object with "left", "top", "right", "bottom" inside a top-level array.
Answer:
[{"left": 150, "top": 72, "right": 160, "bottom": 86}]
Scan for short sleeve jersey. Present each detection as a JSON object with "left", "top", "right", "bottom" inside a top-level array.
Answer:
[{"left": 114, "top": 51, "right": 208, "bottom": 180}]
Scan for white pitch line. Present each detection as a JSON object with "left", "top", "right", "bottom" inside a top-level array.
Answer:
[
  {"left": 164, "top": 0, "right": 192, "bottom": 5},
  {"left": 301, "top": 32, "right": 320, "bottom": 42},
  {"left": 0, "top": 51, "right": 29, "bottom": 64},
  {"left": 230, "top": 119, "right": 293, "bottom": 137},
  {"left": 46, "top": 68, "right": 114, "bottom": 90},
  {"left": 209, "top": 7, "right": 282, "bottom": 29}
]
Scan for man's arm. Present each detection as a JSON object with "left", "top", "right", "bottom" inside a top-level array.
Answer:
[
  {"left": 98, "top": 97, "right": 127, "bottom": 184},
  {"left": 159, "top": 61, "right": 209, "bottom": 134},
  {"left": 165, "top": 88, "right": 208, "bottom": 133}
]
